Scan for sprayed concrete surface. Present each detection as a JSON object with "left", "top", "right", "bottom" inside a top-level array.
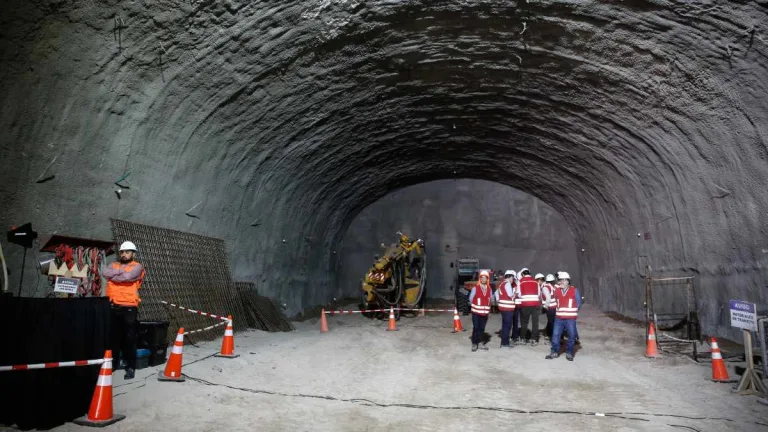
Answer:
[{"left": 48, "top": 304, "right": 767, "bottom": 432}]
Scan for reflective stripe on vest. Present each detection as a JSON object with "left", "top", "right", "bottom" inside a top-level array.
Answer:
[
  {"left": 555, "top": 287, "right": 578, "bottom": 320},
  {"left": 543, "top": 284, "right": 557, "bottom": 307},
  {"left": 471, "top": 285, "right": 491, "bottom": 316},
  {"left": 497, "top": 281, "right": 515, "bottom": 312},
  {"left": 518, "top": 277, "right": 541, "bottom": 307},
  {"left": 106, "top": 261, "right": 144, "bottom": 307}
]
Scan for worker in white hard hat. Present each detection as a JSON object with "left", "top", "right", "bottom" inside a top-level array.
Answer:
[
  {"left": 495, "top": 270, "right": 518, "bottom": 348},
  {"left": 541, "top": 274, "right": 558, "bottom": 340},
  {"left": 545, "top": 271, "right": 582, "bottom": 361},
  {"left": 102, "top": 241, "right": 146, "bottom": 379},
  {"left": 517, "top": 268, "right": 542, "bottom": 346}
]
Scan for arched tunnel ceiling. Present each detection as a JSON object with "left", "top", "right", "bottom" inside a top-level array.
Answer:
[
  {"left": 1, "top": 0, "right": 768, "bottom": 330},
  {"left": 134, "top": 0, "right": 768, "bottom": 261}
]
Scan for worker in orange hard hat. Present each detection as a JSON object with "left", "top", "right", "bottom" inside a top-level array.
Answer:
[{"left": 103, "top": 241, "right": 146, "bottom": 380}]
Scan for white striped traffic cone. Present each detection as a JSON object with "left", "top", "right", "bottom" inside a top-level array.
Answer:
[
  {"left": 73, "top": 350, "right": 126, "bottom": 427},
  {"left": 158, "top": 328, "right": 186, "bottom": 382},
  {"left": 215, "top": 315, "right": 239, "bottom": 358}
]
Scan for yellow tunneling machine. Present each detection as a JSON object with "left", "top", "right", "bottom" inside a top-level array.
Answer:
[{"left": 360, "top": 231, "right": 427, "bottom": 319}]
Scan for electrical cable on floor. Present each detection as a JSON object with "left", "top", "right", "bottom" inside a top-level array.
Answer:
[
  {"left": 113, "top": 352, "right": 218, "bottom": 396},
  {"left": 179, "top": 373, "right": 766, "bottom": 429}
]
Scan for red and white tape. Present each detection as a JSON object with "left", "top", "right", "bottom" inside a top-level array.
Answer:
[
  {"left": 161, "top": 300, "right": 229, "bottom": 322},
  {"left": 325, "top": 308, "right": 455, "bottom": 315},
  {"left": 325, "top": 308, "right": 390, "bottom": 315},
  {"left": 399, "top": 308, "right": 455, "bottom": 313},
  {"left": 0, "top": 358, "right": 105, "bottom": 372},
  {"left": 184, "top": 319, "right": 229, "bottom": 336}
]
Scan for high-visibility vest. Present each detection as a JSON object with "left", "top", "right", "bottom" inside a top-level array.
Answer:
[
  {"left": 518, "top": 276, "right": 541, "bottom": 307},
  {"left": 497, "top": 280, "right": 516, "bottom": 312},
  {"left": 555, "top": 286, "right": 578, "bottom": 320},
  {"left": 542, "top": 283, "right": 557, "bottom": 308},
  {"left": 471, "top": 284, "right": 491, "bottom": 316},
  {"left": 106, "top": 261, "right": 145, "bottom": 307}
]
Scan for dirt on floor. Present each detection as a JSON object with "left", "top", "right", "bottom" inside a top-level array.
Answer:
[{"left": 49, "top": 304, "right": 767, "bottom": 432}]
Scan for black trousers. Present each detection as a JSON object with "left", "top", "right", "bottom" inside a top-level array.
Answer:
[
  {"left": 519, "top": 306, "right": 540, "bottom": 342},
  {"left": 471, "top": 313, "right": 488, "bottom": 345},
  {"left": 545, "top": 308, "right": 557, "bottom": 338},
  {"left": 110, "top": 305, "right": 138, "bottom": 370}
]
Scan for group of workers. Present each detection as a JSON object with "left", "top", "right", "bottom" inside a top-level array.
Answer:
[{"left": 467, "top": 268, "right": 582, "bottom": 361}]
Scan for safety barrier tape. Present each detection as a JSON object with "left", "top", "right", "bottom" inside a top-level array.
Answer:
[
  {"left": 161, "top": 300, "right": 229, "bottom": 322},
  {"left": 325, "top": 308, "right": 390, "bottom": 315},
  {"left": 659, "top": 332, "right": 696, "bottom": 343},
  {"left": 399, "top": 308, "right": 455, "bottom": 313},
  {"left": 0, "top": 358, "right": 105, "bottom": 372},
  {"left": 184, "top": 319, "right": 229, "bottom": 336},
  {"left": 325, "top": 308, "right": 456, "bottom": 315}
]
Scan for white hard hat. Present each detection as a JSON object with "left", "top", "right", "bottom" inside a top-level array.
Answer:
[
  {"left": 534, "top": 273, "right": 545, "bottom": 280},
  {"left": 119, "top": 241, "right": 137, "bottom": 252},
  {"left": 557, "top": 271, "right": 571, "bottom": 280},
  {"left": 504, "top": 270, "right": 516, "bottom": 277},
  {"left": 545, "top": 274, "right": 556, "bottom": 282}
]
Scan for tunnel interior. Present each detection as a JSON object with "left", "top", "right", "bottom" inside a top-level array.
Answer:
[
  {"left": 1, "top": 0, "right": 768, "bottom": 340},
  {"left": 339, "top": 178, "right": 580, "bottom": 302}
]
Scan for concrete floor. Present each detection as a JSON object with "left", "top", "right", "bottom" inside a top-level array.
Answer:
[{"left": 54, "top": 305, "right": 767, "bottom": 432}]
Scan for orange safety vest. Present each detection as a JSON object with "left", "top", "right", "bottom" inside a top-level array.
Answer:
[{"left": 106, "top": 261, "right": 145, "bottom": 307}]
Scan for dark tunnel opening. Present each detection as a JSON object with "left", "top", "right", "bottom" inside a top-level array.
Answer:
[
  {"left": 0, "top": 0, "right": 766, "bottom": 343},
  {"left": 338, "top": 179, "right": 582, "bottom": 304}
]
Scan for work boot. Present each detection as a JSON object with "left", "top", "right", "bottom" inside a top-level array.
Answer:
[
  {"left": 124, "top": 368, "right": 135, "bottom": 380},
  {"left": 472, "top": 344, "right": 478, "bottom": 352},
  {"left": 545, "top": 352, "right": 559, "bottom": 360},
  {"left": 479, "top": 343, "right": 489, "bottom": 351},
  {"left": 566, "top": 353, "right": 574, "bottom": 361},
  {"left": 500, "top": 344, "right": 513, "bottom": 349},
  {"left": 530, "top": 340, "right": 538, "bottom": 347}
]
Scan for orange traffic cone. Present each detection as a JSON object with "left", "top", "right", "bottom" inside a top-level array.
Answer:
[
  {"left": 645, "top": 322, "right": 661, "bottom": 358},
  {"left": 710, "top": 337, "right": 735, "bottom": 382},
  {"left": 320, "top": 308, "right": 329, "bottom": 333},
  {"left": 158, "top": 328, "right": 186, "bottom": 382},
  {"left": 452, "top": 308, "right": 465, "bottom": 333},
  {"left": 215, "top": 316, "right": 239, "bottom": 358},
  {"left": 386, "top": 307, "right": 398, "bottom": 331},
  {"left": 73, "top": 350, "right": 126, "bottom": 427}
]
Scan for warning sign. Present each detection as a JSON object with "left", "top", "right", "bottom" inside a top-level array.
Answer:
[
  {"left": 729, "top": 300, "right": 757, "bottom": 331},
  {"left": 54, "top": 277, "right": 79, "bottom": 294}
]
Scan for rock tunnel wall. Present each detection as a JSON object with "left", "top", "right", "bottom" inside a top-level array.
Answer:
[
  {"left": 1, "top": 0, "right": 768, "bottom": 339},
  {"left": 339, "top": 179, "right": 580, "bottom": 301}
]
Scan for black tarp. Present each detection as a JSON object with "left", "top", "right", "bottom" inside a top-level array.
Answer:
[{"left": 0, "top": 297, "right": 110, "bottom": 430}]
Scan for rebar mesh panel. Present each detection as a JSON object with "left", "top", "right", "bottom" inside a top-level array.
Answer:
[
  {"left": 110, "top": 219, "right": 247, "bottom": 344},
  {"left": 236, "top": 282, "right": 294, "bottom": 332}
]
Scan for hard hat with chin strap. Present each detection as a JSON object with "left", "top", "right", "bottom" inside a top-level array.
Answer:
[{"left": 119, "top": 241, "right": 137, "bottom": 252}]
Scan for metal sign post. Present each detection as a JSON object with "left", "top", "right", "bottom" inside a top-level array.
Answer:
[{"left": 729, "top": 300, "right": 767, "bottom": 396}]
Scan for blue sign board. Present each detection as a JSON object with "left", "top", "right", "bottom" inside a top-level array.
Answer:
[{"left": 729, "top": 300, "right": 757, "bottom": 331}]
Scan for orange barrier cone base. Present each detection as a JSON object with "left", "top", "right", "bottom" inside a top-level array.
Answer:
[
  {"left": 215, "top": 353, "right": 240, "bottom": 358},
  {"left": 157, "top": 370, "right": 186, "bottom": 382},
  {"left": 644, "top": 352, "right": 661, "bottom": 358},
  {"left": 73, "top": 413, "right": 126, "bottom": 427},
  {"left": 711, "top": 377, "right": 738, "bottom": 383},
  {"left": 386, "top": 328, "right": 399, "bottom": 331},
  {"left": 451, "top": 328, "right": 467, "bottom": 333}
]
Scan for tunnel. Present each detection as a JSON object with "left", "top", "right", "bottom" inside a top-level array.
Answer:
[{"left": 1, "top": 0, "right": 768, "bottom": 344}]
